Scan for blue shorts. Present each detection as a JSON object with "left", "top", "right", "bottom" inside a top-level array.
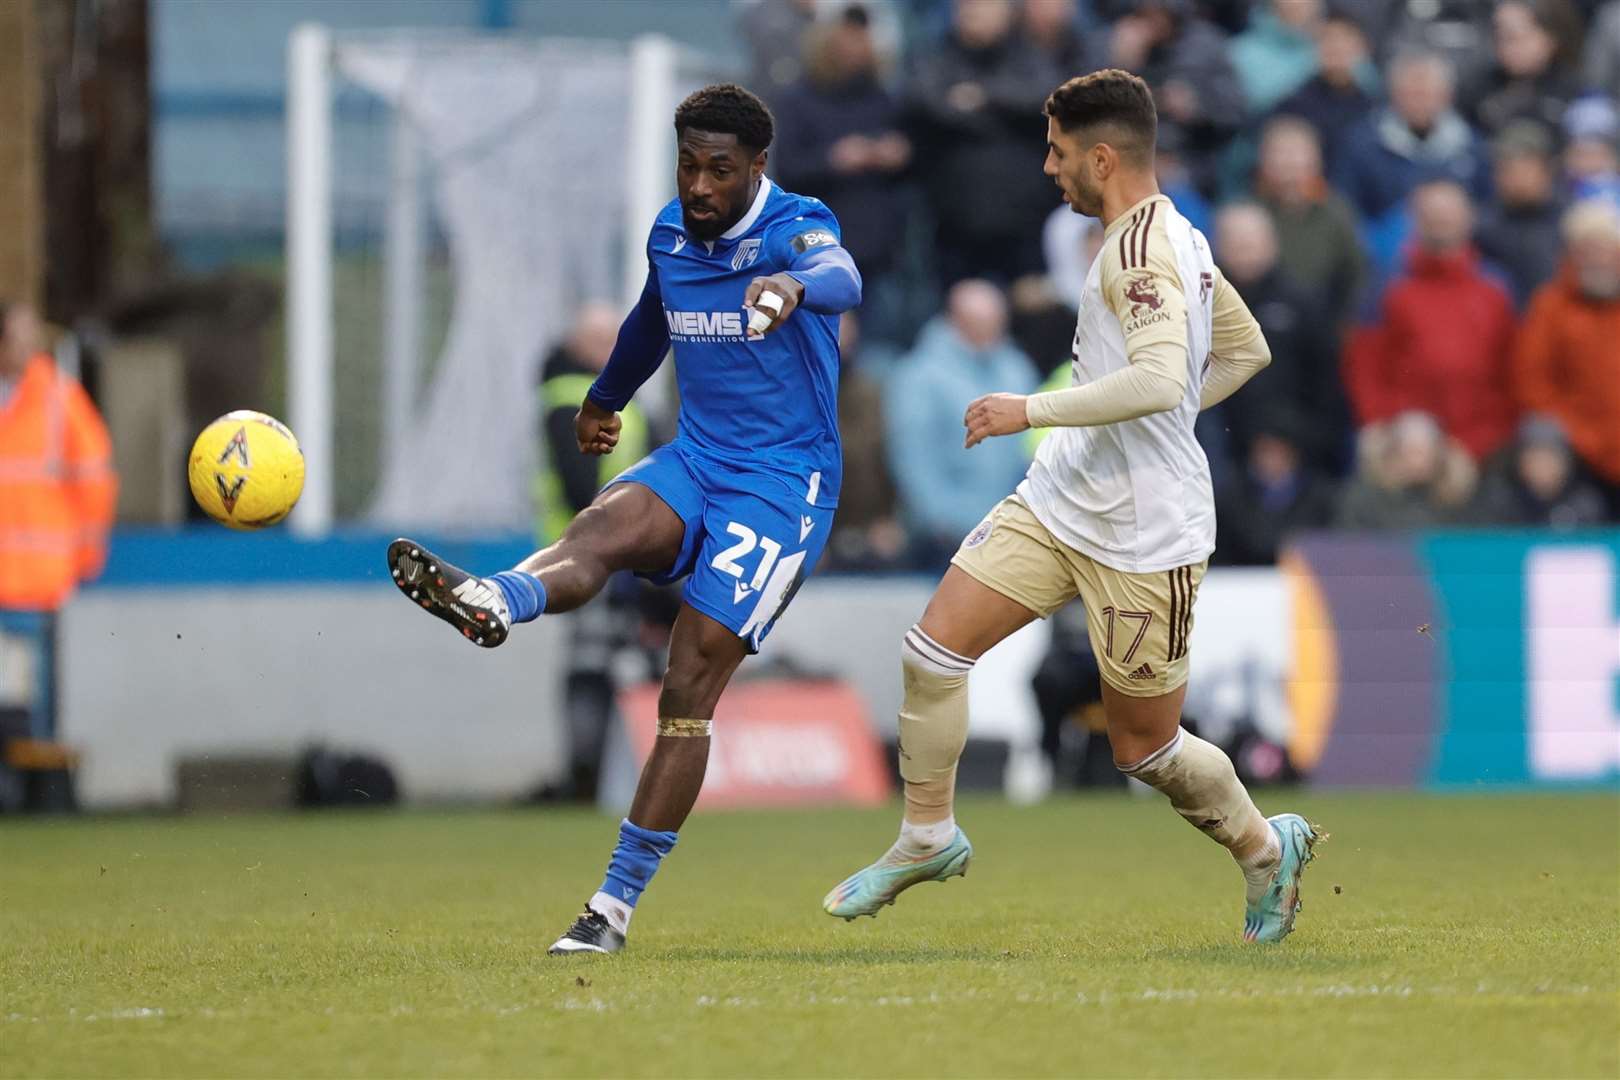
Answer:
[{"left": 609, "top": 441, "right": 836, "bottom": 651}]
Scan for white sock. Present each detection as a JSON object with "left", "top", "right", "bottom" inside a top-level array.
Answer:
[
  {"left": 587, "top": 890, "right": 633, "bottom": 934},
  {"left": 897, "top": 816, "right": 956, "bottom": 857}
]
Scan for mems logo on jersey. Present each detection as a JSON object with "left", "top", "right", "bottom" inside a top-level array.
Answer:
[{"left": 664, "top": 308, "right": 746, "bottom": 342}]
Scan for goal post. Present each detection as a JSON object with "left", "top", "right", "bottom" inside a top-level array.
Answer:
[{"left": 283, "top": 26, "right": 722, "bottom": 536}]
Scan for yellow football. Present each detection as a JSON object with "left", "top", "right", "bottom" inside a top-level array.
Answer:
[{"left": 187, "top": 410, "right": 305, "bottom": 530}]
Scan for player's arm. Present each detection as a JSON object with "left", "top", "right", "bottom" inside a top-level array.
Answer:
[
  {"left": 966, "top": 244, "right": 1189, "bottom": 447},
  {"left": 579, "top": 266, "right": 668, "bottom": 455},
  {"left": 1198, "top": 268, "right": 1271, "bottom": 410},
  {"left": 743, "top": 222, "right": 862, "bottom": 336}
]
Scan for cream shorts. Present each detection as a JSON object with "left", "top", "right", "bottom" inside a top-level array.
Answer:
[{"left": 950, "top": 495, "right": 1207, "bottom": 697}]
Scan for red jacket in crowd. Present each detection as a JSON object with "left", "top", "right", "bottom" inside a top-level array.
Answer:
[
  {"left": 1514, "top": 262, "right": 1620, "bottom": 486},
  {"left": 1343, "top": 246, "right": 1519, "bottom": 459}
]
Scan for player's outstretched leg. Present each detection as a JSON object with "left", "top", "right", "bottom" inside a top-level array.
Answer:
[
  {"left": 549, "top": 605, "right": 746, "bottom": 955},
  {"left": 386, "top": 484, "right": 683, "bottom": 649},
  {"left": 823, "top": 567, "right": 1036, "bottom": 920},
  {"left": 1107, "top": 685, "right": 1323, "bottom": 943}
]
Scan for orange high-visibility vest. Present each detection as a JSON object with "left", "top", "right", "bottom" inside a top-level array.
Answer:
[{"left": 0, "top": 355, "right": 118, "bottom": 611}]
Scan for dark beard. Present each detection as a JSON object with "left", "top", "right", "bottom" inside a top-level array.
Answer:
[{"left": 682, "top": 209, "right": 728, "bottom": 241}]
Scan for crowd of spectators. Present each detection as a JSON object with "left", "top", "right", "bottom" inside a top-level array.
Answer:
[{"left": 573, "top": 0, "right": 1620, "bottom": 571}]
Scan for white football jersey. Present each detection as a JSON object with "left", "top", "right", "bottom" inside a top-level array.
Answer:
[{"left": 1018, "top": 193, "right": 1255, "bottom": 574}]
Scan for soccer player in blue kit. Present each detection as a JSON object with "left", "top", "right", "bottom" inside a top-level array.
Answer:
[{"left": 385, "top": 85, "right": 860, "bottom": 954}]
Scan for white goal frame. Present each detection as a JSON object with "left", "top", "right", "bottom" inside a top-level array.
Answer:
[{"left": 283, "top": 24, "right": 683, "bottom": 535}]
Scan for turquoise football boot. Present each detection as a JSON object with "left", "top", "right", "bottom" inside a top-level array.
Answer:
[
  {"left": 822, "top": 828, "right": 973, "bottom": 920},
  {"left": 1244, "top": 813, "right": 1325, "bottom": 943}
]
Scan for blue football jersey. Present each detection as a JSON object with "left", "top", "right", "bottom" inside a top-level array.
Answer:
[{"left": 647, "top": 178, "right": 844, "bottom": 507}]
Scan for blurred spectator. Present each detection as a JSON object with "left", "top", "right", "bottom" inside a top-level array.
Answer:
[
  {"left": 1106, "top": 0, "right": 1245, "bottom": 194},
  {"left": 1213, "top": 411, "right": 1339, "bottom": 564},
  {"left": 1211, "top": 202, "right": 1349, "bottom": 474},
  {"left": 1563, "top": 96, "right": 1620, "bottom": 206},
  {"left": 774, "top": 6, "right": 912, "bottom": 329},
  {"left": 1154, "top": 127, "right": 1214, "bottom": 236},
  {"left": 1230, "top": 0, "right": 1324, "bottom": 115},
  {"left": 1022, "top": 0, "right": 1094, "bottom": 72},
  {"left": 1586, "top": 0, "right": 1620, "bottom": 100},
  {"left": 533, "top": 304, "right": 658, "bottom": 804},
  {"left": 1343, "top": 181, "right": 1519, "bottom": 461},
  {"left": 828, "top": 313, "right": 907, "bottom": 570},
  {"left": 1467, "top": 0, "right": 1586, "bottom": 138},
  {"left": 1336, "top": 411, "right": 1476, "bottom": 529},
  {"left": 1513, "top": 201, "right": 1620, "bottom": 498},
  {"left": 0, "top": 302, "right": 117, "bottom": 741},
  {"left": 1332, "top": 49, "right": 1489, "bottom": 224},
  {"left": 886, "top": 281, "right": 1037, "bottom": 563},
  {"left": 737, "top": 0, "right": 819, "bottom": 103},
  {"left": 1253, "top": 115, "right": 1367, "bottom": 328},
  {"left": 1475, "top": 120, "right": 1566, "bottom": 309},
  {"left": 536, "top": 303, "right": 648, "bottom": 544},
  {"left": 905, "top": 0, "right": 1059, "bottom": 285},
  {"left": 1272, "top": 8, "right": 1378, "bottom": 174},
  {"left": 1469, "top": 415, "right": 1610, "bottom": 528}
]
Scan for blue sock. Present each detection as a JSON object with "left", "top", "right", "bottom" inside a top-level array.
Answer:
[
  {"left": 598, "top": 819, "right": 679, "bottom": 908},
  {"left": 489, "top": 570, "right": 546, "bottom": 623}
]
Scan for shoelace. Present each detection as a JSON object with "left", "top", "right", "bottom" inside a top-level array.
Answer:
[{"left": 563, "top": 909, "right": 611, "bottom": 943}]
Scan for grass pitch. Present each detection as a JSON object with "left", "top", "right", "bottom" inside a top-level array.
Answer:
[{"left": 2, "top": 792, "right": 1616, "bottom": 1078}]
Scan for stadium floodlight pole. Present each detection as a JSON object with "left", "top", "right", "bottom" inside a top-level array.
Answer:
[
  {"left": 622, "top": 33, "right": 678, "bottom": 418},
  {"left": 286, "top": 22, "right": 335, "bottom": 537}
]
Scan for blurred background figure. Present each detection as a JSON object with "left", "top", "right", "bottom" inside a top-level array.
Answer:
[
  {"left": 905, "top": 0, "right": 1057, "bottom": 288},
  {"left": 1022, "top": 0, "right": 1092, "bottom": 73},
  {"left": 1469, "top": 414, "right": 1609, "bottom": 529},
  {"left": 1251, "top": 115, "right": 1367, "bottom": 332},
  {"left": 1272, "top": 8, "right": 1378, "bottom": 175},
  {"left": 773, "top": 4, "right": 912, "bottom": 346},
  {"left": 1333, "top": 49, "right": 1488, "bottom": 226},
  {"left": 1213, "top": 409, "right": 1339, "bottom": 565},
  {"left": 1586, "top": 0, "right": 1620, "bottom": 102},
  {"left": 1512, "top": 200, "right": 1620, "bottom": 511},
  {"left": 828, "top": 312, "right": 907, "bottom": 571},
  {"left": 535, "top": 303, "right": 647, "bottom": 546},
  {"left": 0, "top": 301, "right": 117, "bottom": 740},
  {"left": 1337, "top": 410, "right": 1476, "bottom": 530},
  {"left": 1475, "top": 120, "right": 1567, "bottom": 309},
  {"left": 886, "top": 280, "right": 1036, "bottom": 567},
  {"left": 1343, "top": 181, "right": 1519, "bottom": 462},
  {"left": 531, "top": 303, "right": 658, "bottom": 804},
  {"left": 1230, "top": 0, "right": 1323, "bottom": 116},
  {"left": 1562, "top": 95, "right": 1620, "bottom": 207},
  {"left": 1105, "top": 0, "right": 1244, "bottom": 195},
  {"left": 1466, "top": 0, "right": 1584, "bottom": 138},
  {"left": 1209, "top": 202, "right": 1348, "bottom": 476}
]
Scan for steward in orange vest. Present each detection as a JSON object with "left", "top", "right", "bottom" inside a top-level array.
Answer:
[{"left": 0, "top": 304, "right": 118, "bottom": 612}]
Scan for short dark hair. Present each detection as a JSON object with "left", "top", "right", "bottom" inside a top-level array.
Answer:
[
  {"left": 674, "top": 84, "right": 775, "bottom": 153},
  {"left": 1044, "top": 69, "right": 1157, "bottom": 164}
]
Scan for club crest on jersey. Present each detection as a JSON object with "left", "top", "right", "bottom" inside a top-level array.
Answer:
[
  {"left": 1125, "top": 274, "right": 1163, "bottom": 318},
  {"left": 732, "top": 237, "right": 762, "bottom": 271},
  {"left": 964, "top": 518, "right": 993, "bottom": 549}
]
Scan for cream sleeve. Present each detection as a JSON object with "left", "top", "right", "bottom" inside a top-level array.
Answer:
[
  {"left": 1024, "top": 224, "right": 1190, "bottom": 429},
  {"left": 1198, "top": 269, "right": 1271, "bottom": 410}
]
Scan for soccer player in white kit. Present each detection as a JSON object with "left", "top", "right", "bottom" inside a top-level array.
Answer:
[{"left": 823, "top": 69, "right": 1323, "bottom": 943}]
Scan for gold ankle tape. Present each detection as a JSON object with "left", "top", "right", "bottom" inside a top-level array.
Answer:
[{"left": 657, "top": 717, "right": 712, "bottom": 738}]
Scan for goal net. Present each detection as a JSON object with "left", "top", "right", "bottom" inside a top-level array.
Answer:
[{"left": 286, "top": 27, "right": 728, "bottom": 534}]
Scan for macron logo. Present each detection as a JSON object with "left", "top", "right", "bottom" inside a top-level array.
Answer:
[{"left": 664, "top": 309, "right": 744, "bottom": 339}]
